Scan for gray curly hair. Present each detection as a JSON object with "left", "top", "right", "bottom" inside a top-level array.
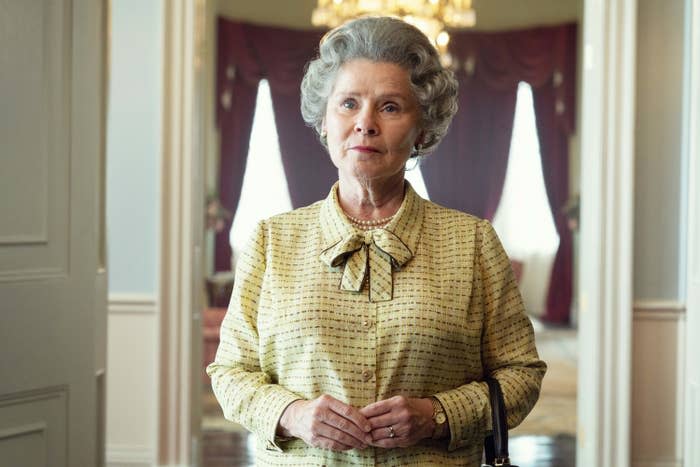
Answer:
[{"left": 300, "top": 16, "right": 458, "bottom": 157}]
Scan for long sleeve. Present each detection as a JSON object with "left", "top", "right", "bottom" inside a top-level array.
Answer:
[
  {"left": 434, "top": 219, "right": 547, "bottom": 452},
  {"left": 205, "top": 221, "right": 302, "bottom": 452},
  {"left": 206, "top": 185, "right": 546, "bottom": 465}
]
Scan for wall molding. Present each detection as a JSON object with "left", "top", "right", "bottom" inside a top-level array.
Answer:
[
  {"left": 577, "top": 0, "right": 638, "bottom": 466},
  {"left": 685, "top": 0, "right": 700, "bottom": 465},
  {"left": 633, "top": 301, "right": 686, "bottom": 320},
  {"left": 108, "top": 294, "right": 158, "bottom": 314},
  {"left": 106, "top": 443, "right": 154, "bottom": 465},
  {"left": 631, "top": 461, "right": 681, "bottom": 467},
  {"left": 159, "top": 0, "right": 207, "bottom": 464}
]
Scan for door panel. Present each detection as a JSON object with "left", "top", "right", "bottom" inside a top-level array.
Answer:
[
  {"left": 0, "top": 388, "right": 68, "bottom": 467},
  {"left": 0, "top": 0, "right": 69, "bottom": 279},
  {"left": 0, "top": 0, "right": 107, "bottom": 466}
]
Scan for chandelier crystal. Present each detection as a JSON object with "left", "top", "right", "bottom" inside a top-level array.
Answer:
[{"left": 311, "top": 0, "right": 476, "bottom": 58}]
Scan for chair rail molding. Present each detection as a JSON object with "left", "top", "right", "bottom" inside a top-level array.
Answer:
[
  {"left": 108, "top": 293, "right": 158, "bottom": 314},
  {"left": 578, "top": 0, "right": 637, "bottom": 466},
  {"left": 633, "top": 300, "right": 686, "bottom": 320}
]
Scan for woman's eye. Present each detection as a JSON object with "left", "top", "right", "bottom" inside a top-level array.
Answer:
[
  {"left": 383, "top": 103, "right": 399, "bottom": 113},
  {"left": 342, "top": 99, "right": 356, "bottom": 109}
]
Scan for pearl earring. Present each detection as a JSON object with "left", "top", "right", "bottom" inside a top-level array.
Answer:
[{"left": 412, "top": 143, "right": 422, "bottom": 157}]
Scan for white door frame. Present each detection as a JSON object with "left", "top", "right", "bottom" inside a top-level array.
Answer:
[
  {"left": 159, "top": 0, "right": 207, "bottom": 465},
  {"left": 159, "top": 1, "right": 640, "bottom": 466},
  {"left": 577, "top": 0, "right": 637, "bottom": 466},
  {"left": 683, "top": 0, "right": 700, "bottom": 464}
]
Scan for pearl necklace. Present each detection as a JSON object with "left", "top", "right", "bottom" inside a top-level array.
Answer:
[{"left": 345, "top": 213, "right": 395, "bottom": 231}]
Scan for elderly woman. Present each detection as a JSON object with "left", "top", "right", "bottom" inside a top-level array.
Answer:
[{"left": 207, "top": 16, "right": 546, "bottom": 466}]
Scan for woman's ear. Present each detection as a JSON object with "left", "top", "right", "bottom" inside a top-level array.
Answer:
[{"left": 414, "top": 131, "right": 425, "bottom": 147}]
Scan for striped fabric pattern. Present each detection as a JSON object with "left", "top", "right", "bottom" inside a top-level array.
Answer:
[{"left": 207, "top": 182, "right": 546, "bottom": 466}]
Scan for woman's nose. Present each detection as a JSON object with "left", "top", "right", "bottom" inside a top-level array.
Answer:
[{"left": 354, "top": 109, "right": 378, "bottom": 135}]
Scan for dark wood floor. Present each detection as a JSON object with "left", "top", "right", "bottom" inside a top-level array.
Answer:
[{"left": 202, "top": 430, "right": 575, "bottom": 466}]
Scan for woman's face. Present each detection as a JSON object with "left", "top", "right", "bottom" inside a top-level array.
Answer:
[{"left": 323, "top": 59, "right": 422, "bottom": 184}]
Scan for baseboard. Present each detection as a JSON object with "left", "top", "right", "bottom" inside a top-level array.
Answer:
[
  {"left": 107, "top": 462, "right": 151, "bottom": 467},
  {"left": 106, "top": 443, "right": 154, "bottom": 466},
  {"left": 631, "top": 460, "right": 682, "bottom": 467}
]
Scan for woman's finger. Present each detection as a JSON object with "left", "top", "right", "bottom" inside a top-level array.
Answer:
[
  {"left": 314, "top": 421, "right": 369, "bottom": 450},
  {"left": 369, "top": 423, "right": 401, "bottom": 441},
  {"left": 320, "top": 410, "right": 373, "bottom": 446},
  {"left": 308, "top": 431, "right": 355, "bottom": 451},
  {"left": 359, "top": 398, "right": 394, "bottom": 418},
  {"left": 324, "top": 395, "right": 373, "bottom": 434}
]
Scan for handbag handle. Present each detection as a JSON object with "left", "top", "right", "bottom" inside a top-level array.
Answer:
[{"left": 482, "top": 377, "right": 517, "bottom": 467}]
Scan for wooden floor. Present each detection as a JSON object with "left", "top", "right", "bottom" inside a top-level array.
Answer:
[{"left": 201, "top": 430, "right": 576, "bottom": 466}]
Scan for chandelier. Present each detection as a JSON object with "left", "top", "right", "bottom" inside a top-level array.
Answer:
[{"left": 311, "top": 0, "right": 476, "bottom": 57}]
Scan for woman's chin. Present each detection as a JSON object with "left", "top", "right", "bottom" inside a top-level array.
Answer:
[{"left": 347, "top": 168, "right": 405, "bottom": 183}]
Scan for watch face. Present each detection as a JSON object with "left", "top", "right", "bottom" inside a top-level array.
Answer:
[{"left": 436, "top": 412, "right": 447, "bottom": 424}]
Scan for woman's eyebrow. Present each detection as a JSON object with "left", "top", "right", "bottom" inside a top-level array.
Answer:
[{"left": 334, "top": 91, "right": 410, "bottom": 101}]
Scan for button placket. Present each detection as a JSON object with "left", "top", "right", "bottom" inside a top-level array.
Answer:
[{"left": 360, "top": 301, "right": 378, "bottom": 406}]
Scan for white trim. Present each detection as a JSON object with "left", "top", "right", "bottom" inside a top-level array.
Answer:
[
  {"left": 578, "top": 0, "right": 637, "bottom": 466},
  {"left": 159, "top": 0, "right": 206, "bottom": 465},
  {"left": 633, "top": 300, "right": 686, "bottom": 311},
  {"left": 685, "top": 0, "right": 700, "bottom": 464},
  {"left": 633, "top": 309, "right": 686, "bottom": 321},
  {"left": 633, "top": 300, "right": 686, "bottom": 319},
  {"left": 106, "top": 444, "right": 154, "bottom": 464},
  {"left": 631, "top": 461, "right": 682, "bottom": 467},
  {"left": 108, "top": 294, "right": 158, "bottom": 314}
]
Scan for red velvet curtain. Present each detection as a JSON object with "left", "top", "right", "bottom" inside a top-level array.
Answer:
[
  {"left": 420, "top": 76, "right": 516, "bottom": 219},
  {"left": 422, "top": 23, "right": 577, "bottom": 323},
  {"left": 532, "top": 25, "right": 577, "bottom": 324},
  {"left": 215, "top": 19, "right": 336, "bottom": 271}
]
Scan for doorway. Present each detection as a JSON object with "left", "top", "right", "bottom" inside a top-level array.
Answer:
[{"left": 177, "top": 1, "right": 638, "bottom": 466}]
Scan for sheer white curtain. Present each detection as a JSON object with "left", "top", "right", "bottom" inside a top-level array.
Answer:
[
  {"left": 229, "top": 80, "right": 292, "bottom": 267},
  {"left": 492, "top": 82, "right": 560, "bottom": 317}
]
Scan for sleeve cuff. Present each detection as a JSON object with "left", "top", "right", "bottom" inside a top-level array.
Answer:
[
  {"left": 260, "top": 391, "right": 304, "bottom": 452},
  {"left": 434, "top": 382, "right": 490, "bottom": 452}
]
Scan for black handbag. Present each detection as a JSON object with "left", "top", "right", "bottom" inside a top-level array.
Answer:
[{"left": 482, "top": 377, "right": 519, "bottom": 467}]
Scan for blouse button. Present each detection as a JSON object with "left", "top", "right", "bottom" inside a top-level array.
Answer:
[
  {"left": 361, "top": 319, "right": 373, "bottom": 330},
  {"left": 361, "top": 369, "right": 373, "bottom": 382}
]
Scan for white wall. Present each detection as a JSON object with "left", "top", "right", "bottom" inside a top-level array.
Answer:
[
  {"left": 633, "top": 0, "right": 686, "bottom": 301},
  {"left": 107, "top": 0, "right": 163, "bottom": 295},
  {"left": 631, "top": 0, "right": 688, "bottom": 466},
  {"left": 106, "top": 1, "right": 163, "bottom": 465}
]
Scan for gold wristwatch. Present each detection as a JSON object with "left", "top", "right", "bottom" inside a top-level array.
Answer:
[{"left": 430, "top": 397, "right": 447, "bottom": 439}]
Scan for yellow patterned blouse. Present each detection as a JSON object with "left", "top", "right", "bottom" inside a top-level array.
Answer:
[{"left": 207, "top": 182, "right": 546, "bottom": 466}]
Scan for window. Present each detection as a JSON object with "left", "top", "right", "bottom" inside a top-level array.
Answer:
[
  {"left": 492, "top": 82, "right": 560, "bottom": 316},
  {"left": 229, "top": 80, "right": 292, "bottom": 264}
]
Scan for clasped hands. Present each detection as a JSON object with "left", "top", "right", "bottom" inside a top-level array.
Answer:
[{"left": 277, "top": 394, "right": 438, "bottom": 452}]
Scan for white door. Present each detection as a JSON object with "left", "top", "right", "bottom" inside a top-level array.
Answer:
[{"left": 0, "top": 1, "right": 107, "bottom": 466}]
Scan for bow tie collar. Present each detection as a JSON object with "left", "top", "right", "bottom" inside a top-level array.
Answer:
[
  {"left": 320, "top": 229, "right": 413, "bottom": 302},
  {"left": 318, "top": 181, "right": 425, "bottom": 303}
]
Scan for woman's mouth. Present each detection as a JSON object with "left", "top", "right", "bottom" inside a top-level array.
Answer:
[{"left": 351, "top": 145, "right": 381, "bottom": 153}]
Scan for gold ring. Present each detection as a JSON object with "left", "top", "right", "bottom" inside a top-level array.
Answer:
[{"left": 388, "top": 425, "right": 395, "bottom": 438}]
